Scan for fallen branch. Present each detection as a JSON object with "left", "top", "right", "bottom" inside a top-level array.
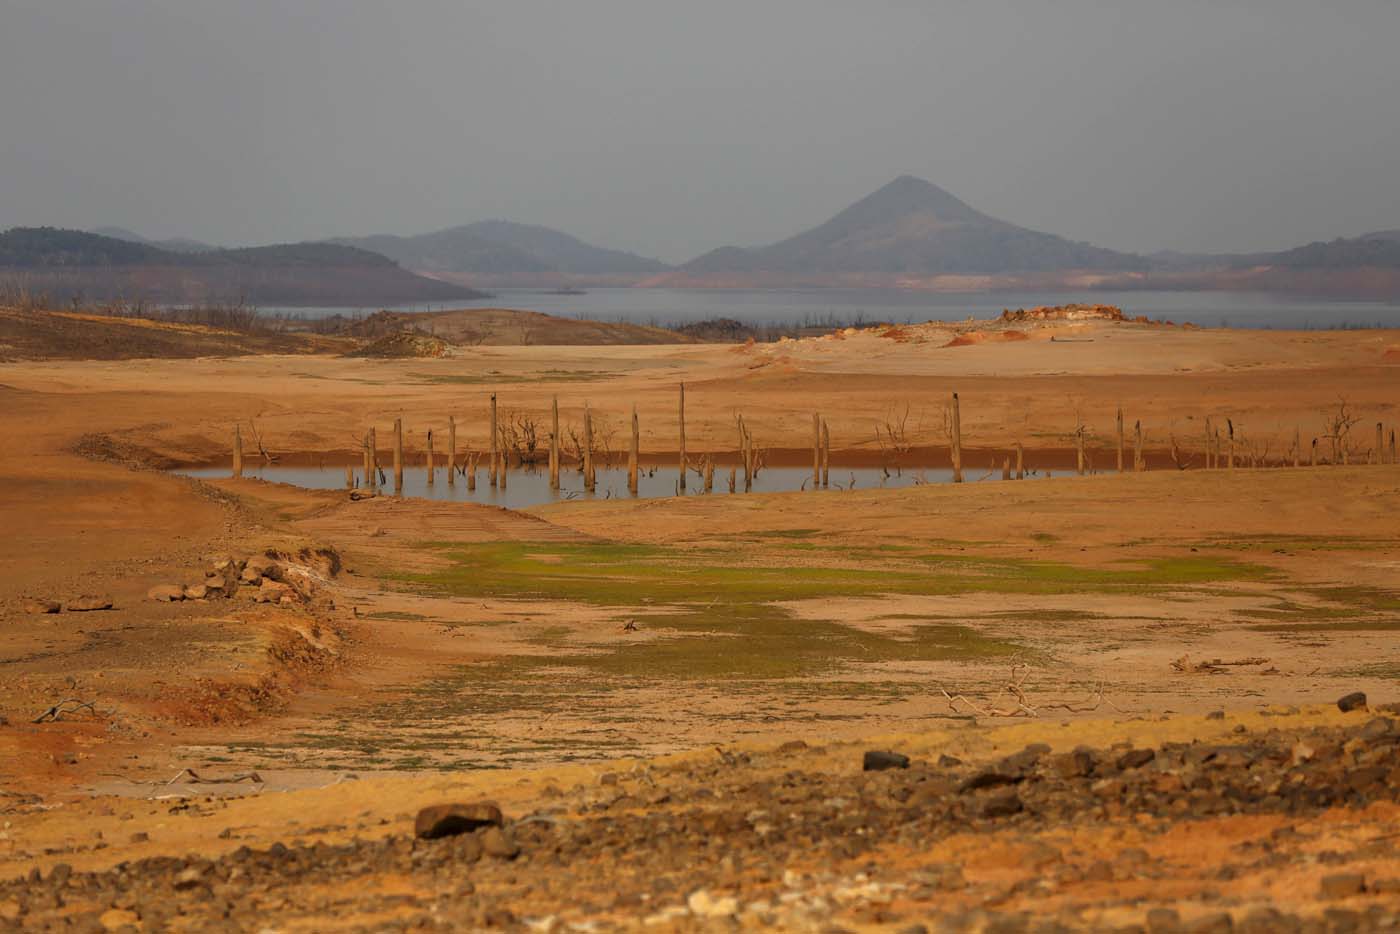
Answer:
[{"left": 32, "top": 698, "right": 103, "bottom": 723}]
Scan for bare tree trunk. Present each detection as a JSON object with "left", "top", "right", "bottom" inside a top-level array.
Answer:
[
  {"left": 704, "top": 455, "right": 714, "bottom": 492},
  {"left": 821, "top": 420, "right": 830, "bottom": 488},
  {"left": 812, "top": 413, "right": 821, "bottom": 490},
  {"left": 368, "top": 427, "right": 378, "bottom": 489},
  {"left": 466, "top": 453, "right": 477, "bottom": 491},
  {"left": 232, "top": 424, "right": 243, "bottom": 479},
  {"left": 1015, "top": 441, "right": 1024, "bottom": 480},
  {"left": 951, "top": 393, "right": 963, "bottom": 483},
  {"left": 1376, "top": 422, "right": 1384, "bottom": 465},
  {"left": 583, "top": 407, "right": 595, "bottom": 493},
  {"left": 678, "top": 383, "right": 687, "bottom": 493},
  {"left": 344, "top": 464, "right": 354, "bottom": 489},
  {"left": 739, "top": 416, "right": 752, "bottom": 492},
  {"left": 1116, "top": 406, "right": 1124, "bottom": 473},
  {"left": 1311, "top": 437, "right": 1318, "bottom": 467},
  {"left": 489, "top": 393, "right": 498, "bottom": 487},
  {"left": 1075, "top": 410, "right": 1085, "bottom": 477},
  {"left": 728, "top": 465, "right": 737, "bottom": 493},
  {"left": 392, "top": 418, "right": 404, "bottom": 492},
  {"left": 362, "top": 432, "right": 372, "bottom": 488},
  {"left": 447, "top": 416, "right": 456, "bottom": 485},
  {"left": 1293, "top": 426, "right": 1301, "bottom": 468},
  {"left": 628, "top": 404, "right": 639, "bottom": 495},
  {"left": 1134, "top": 420, "right": 1144, "bottom": 472},
  {"left": 1391, "top": 428, "right": 1398, "bottom": 466},
  {"left": 1001, "top": 457, "right": 1010, "bottom": 480},
  {"left": 1227, "top": 420, "right": 1235, "bottom": 471},
  {"left": 426, "top": 429, "right": 435, "bottom": 485},
  {"left": 542, "top": 396, "right": 555, "bottom": 489}
]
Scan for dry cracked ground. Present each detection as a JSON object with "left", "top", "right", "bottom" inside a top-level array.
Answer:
[{"left": 1, "top": 314, "right": 1400, "bottom": 930}]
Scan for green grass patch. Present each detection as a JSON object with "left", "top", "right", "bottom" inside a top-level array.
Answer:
[{"left": 395, "top": 541, "right": 1268, "bottom": 607}]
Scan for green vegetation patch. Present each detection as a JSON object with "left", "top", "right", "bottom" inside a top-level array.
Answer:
[{"left": 395, "top": 541, "right": 1268, "bottom": 607}]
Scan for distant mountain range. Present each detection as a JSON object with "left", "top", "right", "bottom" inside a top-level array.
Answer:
[
  {"left": 663, "top": 176, "right": 1145, "bottom": 284},
  {"left": 0, "top": 227, "right": 485, "bottom": 306},
  {"left": 644, "top": 177, "right": 1400, "bottom": 296},
  {"left": 90, "top": 226, "right": 218, "bottom": 254},
  {"left": 327, "top": 220, "right": 669, "bottom": 286},
  {"left": 43, "top": 178, "right": 1400, "bottom": 300}
]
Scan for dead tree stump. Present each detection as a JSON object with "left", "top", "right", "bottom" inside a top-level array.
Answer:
[
  {"left": 678, "top": 383, "right": 687, "bottom": 493},
  {"left": 951, "top": 393, "right": 963, "bottom": 483},
  {"left": 232, "top": 424, "right": 243, "bottom": 479},
  {"left": 1015, "top": 441, "right": 1024, "bottom": 480},
  {"left": 628, "top": 404, "right": 639, "bottom": 495},
  {"left": 489, "top": 393, "right": 498, "bottom": 488},
  {"left": 426, "top": 429, "right": 435, "bottom": 485},
  {"left": 1134, "top": 420, "right": 1144, "bottom": 472},
  {"left": 1116, "top": 407, "right": 1125, "bottom": 473},
  {"left": 583, "top": 408, "right": 595, "bottom": 493},
  {"left": 821, "top": 419, "right": 830, "bottom": 488},
  {"left": 447, "top": 416, "right": 457, "bottom": 485}
]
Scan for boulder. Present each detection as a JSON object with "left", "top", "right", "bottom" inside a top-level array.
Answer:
[
  {"left": 65, "top": 595, "right": 113, "bottom": 612},
  {"left": 414, "top": 802, "right": 503, "bottom": 839},
  {"left": 245, "top": 555, "right": 282, "bottom": 581},
  {"left": 253, "top": 580, "right": 294, "bottom": 604},
  {"left": 1337, "top": 692, "right": 1368, "bottom": 713},
  {"left": 24, "top": 599, "right": 61, "bottom": 615},
  {"left": 863, "top": 750, "right": 911, "bottom": 771},
  {"left": 147, "top": 585, "right": 186, "bottom": 603},
  {"left": 183, "top": 584, "right": 208, "bottom": 600}
]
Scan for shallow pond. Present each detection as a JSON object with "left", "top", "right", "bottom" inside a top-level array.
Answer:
[{"left": 180, "top": 462, "right": 1022, "bottom": 509}]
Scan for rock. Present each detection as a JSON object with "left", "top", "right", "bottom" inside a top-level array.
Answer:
[
  {"left": 65, "top": 595, "right": 113, "bottom": 612},
  {"left": 49, "top": 863, "right": 72, "bottom": 886},
  {"left": 1206, "top": 710, "right": 1226, "bottom": 720},
  {"left": 776, "top": 739, "right": 808, "bottom": 754},
  {"left": 479, "top": 826, "right": 519, "bottom": 860},
  {"left": 1184, "top": 912, "right": 1234, "bottom": 933},
  {"left": 1337, "top": 692, "right": 1368, "bottom": 713},
  {"left": 1320, "top": 873, "right": 1366, "bottom": 899},
  {"left": 978, "top": 789, "right": 1023, "bottom": 819},
  {"left": 172, "top": 867, "right": 205, "bottom": 891},
  {"left": 245, "top": 555, "right": 282, "bottom": 581},
  {"left": 1051, "top": 748, "right": 1095, "bottom": 779},
  {"left": 937, "top": 754, "right": 964, "bottom": 768},
  {"left": 414, "top": 802, "right": 503, "bottom": 839},
  {"left": 147, "top": 584, "right": 185, "bottom": 602},
  {"left": 1358, "top": 717, "right": 1394, "bottom": 741},
  {"left": 183, "top": 584, "right": 208, "bottom": 600},
  {"left": 1116, "top": 748, "right": 1156, "bottom": 770},
  {"left": 687, "top": 889, "right": 739, "bottom": 918},
  {"left": 24, "top": 599, "right": 61, "bottom": 614},
  {"left": 959, "top": 768, "right": 1020, "bottom": 792},
  {"left": 863, "top": 750, "right": 910, "bottom": 771},
  {"left": 1146, "top": 907, "right": 1182, "bottom": 933},
  {"left": 254, "top": 579, "right": 294, "bottom": 604},
  {"left": 239, "top": 567, "right": 263, "bottom": 585},
  {"left": 99, "top": 908, "right": 140, "bottom": 930}
]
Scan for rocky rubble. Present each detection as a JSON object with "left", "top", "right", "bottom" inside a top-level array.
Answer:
[
  {"left": 2, "top": 711, "right": 1399, "bottom": 930},
  {"left": 142, "top": 549, "right": 339, "bottom": 607}
]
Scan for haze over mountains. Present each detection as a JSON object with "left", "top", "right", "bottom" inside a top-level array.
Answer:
[
  {"left": 23, "top": 174, "right": 1400, "bottom": 301},
  {"left": 0, "top": 227, "right": 484, "bottom": 306},
  {"left": 328, "top": 221, "right": 669, "bottom": 286}
]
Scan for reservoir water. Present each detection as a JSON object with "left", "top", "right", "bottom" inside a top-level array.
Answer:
[{"left": 261, "top": 287, "right": 1400, "bottom": 330}]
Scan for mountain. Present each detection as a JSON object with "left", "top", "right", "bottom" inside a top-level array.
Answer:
[
  {"left": 0, "top": 227, "right": 486, "bottom": 306},
  {"left": 658, "top": 176, "right": 1145, "bottom": 286},
  {"left": 328, "top": 221, "right": 670, "bottom": 285},
  {"left": 90, "top": 226, "right": 217, "bottom": 253}
]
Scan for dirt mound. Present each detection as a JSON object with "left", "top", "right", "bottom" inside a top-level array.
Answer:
[
  {"left": 347, "top": 330, "right": 449, "bottom": 358},
  {"left": 336, "top": 307, "right": 692, "bottom": 346},
  {"left": 999, "top": 303, "right": 1126, "bottom": 323},
  {"left": 0, "top": 307, "right": 346, "bottom": 361},
  {"left": 944, "top": 328, "right": 1031, "bottom": 348}
]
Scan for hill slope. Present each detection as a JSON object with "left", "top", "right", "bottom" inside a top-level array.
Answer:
[
  {"left": 329, "top": 221, "right": 669, "bottom": 284},
  {"left": 0, "top": 228, "right": 485, "bottom": 306},
  {"left": 90, "top": 226, "right": 217, "bottom": 253},
  {"left": 662, "top": 176, "right": 1145, "bottom": 285}
]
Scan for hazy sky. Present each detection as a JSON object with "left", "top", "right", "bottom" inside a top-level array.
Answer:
[{"left": 2, "top": 1, "right": 1398, "bottom": 263}]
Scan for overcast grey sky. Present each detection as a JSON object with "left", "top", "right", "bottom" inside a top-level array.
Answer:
[{"left": 2, "top": 1, "right": 1397, "bottom": 263}]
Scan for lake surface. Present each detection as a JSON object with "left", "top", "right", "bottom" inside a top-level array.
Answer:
[
  {"left": 182, "top": 463, "right": 1015, "bottom": 510},
  {"left": 260, "top": 288, "right": 1400, "bottom": 330}
]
